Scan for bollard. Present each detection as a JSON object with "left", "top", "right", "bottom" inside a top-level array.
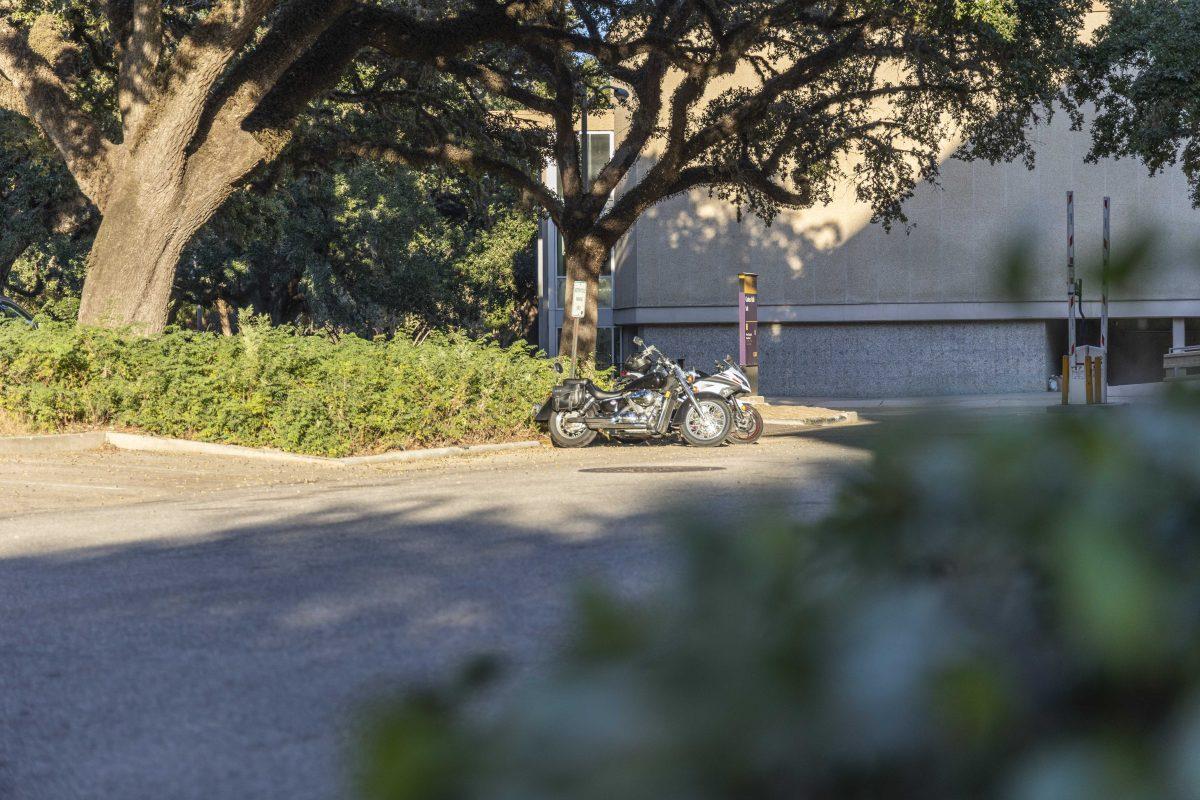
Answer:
[
  {"left": 1093, "top": 354, "right": 1104, "bottom": 404},
  {"left": 1061, "top": 355, "right": 1069, "bottom": 405},
  {"left": 1085, "top": 356, "right": 1095, "bottom": 404}
]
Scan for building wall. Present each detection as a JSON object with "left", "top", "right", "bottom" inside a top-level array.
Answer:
[
  {"left": 625, "top": 105, "right": 1200, "bottom": 316},
  {"left": 546, "top": 9, "right": 1198, "bottom": 394},
  {"left": 642, "top": 321, "right": 1050, "bottom": 398}
]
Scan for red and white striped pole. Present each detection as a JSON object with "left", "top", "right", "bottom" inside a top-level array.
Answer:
[
  {"left": 1102, "top": 196, "right": 1110, "bottom": 351},
  {"left": 1067, "top": 191, "right": 1076, "bottom": 358}
]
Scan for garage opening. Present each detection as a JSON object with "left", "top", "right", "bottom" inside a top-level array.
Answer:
[{"left": 1046, "top": 317, "right": 1189, "bottom": 386}]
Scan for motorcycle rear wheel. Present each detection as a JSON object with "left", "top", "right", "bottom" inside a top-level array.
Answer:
[
  {"left": 548, "top": 411, "right": 598, "bottom": 448},
  {"left": 729, "top": 404, "right": 764, "bottom": 444},
  {"left": 679, "top": 398, "right": 733, "bottom": 447}
]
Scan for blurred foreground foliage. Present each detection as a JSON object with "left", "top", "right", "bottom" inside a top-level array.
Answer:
[
  {"left": 361, "top": 397, "right": 1200, "bottom": 799},
  {"left": 0, "top": 315, "right": 555, "bottom": 457}
]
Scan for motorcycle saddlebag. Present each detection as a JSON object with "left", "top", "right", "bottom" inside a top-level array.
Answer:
[{"left": 551, "top": 379, "right": 589, "bottom": 412}]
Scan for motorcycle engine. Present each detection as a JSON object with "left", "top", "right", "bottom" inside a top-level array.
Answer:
[
  {"left": 627, "top": 390, "right": 659, "bottom": 408},
  {"left": 617, "top": 390, "right": 663, "bottom": 426}
]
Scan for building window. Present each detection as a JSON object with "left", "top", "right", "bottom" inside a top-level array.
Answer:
[
  {"left": 556, "top": 235, "right": 613, "bottom": 309},
  {"left": 556, "top": 326, "right": 620, "bottom": 370},
  {"left": 552, "top": 132, "right": 615, "bottom": 310},
  {"left": 555, "top": 132, "right": 614, "bottom": 193}
]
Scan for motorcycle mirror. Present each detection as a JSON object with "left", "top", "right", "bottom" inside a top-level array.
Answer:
[
  {"left": 633, "top": 336, "right": 644, "bottom": 347},
  {"left": 553, "top": 362, "right": 564, "bottom": 374}
]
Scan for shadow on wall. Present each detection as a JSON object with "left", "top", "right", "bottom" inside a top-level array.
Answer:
[
  {"left": 622, "top": 103, "right": 1200, "bottom": 397},
  {"left": 629, "top": 103, "right": 1200, "bottom": 314}
]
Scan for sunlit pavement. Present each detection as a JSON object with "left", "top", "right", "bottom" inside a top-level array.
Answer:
[{"left": 0, "top": 425, "right": 877, "bottom": 800}]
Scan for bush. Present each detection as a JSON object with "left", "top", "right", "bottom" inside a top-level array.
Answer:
[
  {"left": 0, "top": 315, "right": 557, "bottom": 457},
  {"left": 358, "top": 397, "right": 1200, "bottom": 799}
]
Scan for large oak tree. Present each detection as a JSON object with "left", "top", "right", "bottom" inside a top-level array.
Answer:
[
  {"left": 344, "top": 0, "right": 1090, "bottom": 358},
  {"left": 0, "top": 0, "right": 527, "bottom": 331}
]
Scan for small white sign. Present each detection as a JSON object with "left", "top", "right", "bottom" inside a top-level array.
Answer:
[{"left": 570, "top": 281, "right": 587, "bottom": 319}]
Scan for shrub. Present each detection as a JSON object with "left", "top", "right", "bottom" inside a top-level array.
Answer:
[
  {"left": 0, "top": 315, "right": 557, "bottom": 457},
  {"left": 358, "top": 396, "right": 1200, "bottom": 799}
]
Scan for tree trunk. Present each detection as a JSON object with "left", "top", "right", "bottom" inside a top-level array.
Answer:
[
  {"left": 214, "top": 297, "right": 236, "bottom": 336},
  {"left": 76, "top": 125, "right": 263, "bottom": 333},
  {"left": 77, "top": 179, "right": 195, "bottom": 331},
  {"left": 0, "top": 231, "right": 33, "bottom": 293},
  {"left": 557, "top": 235, "right": 609, "bottom": 364}
]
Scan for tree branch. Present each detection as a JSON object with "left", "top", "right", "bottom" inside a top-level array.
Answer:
[
  {"left": 340, "top": 139, "right": 564, "bottom": 226},
  {"left": 118, "top": 0, "right": 163, "bottom": 142},
  {"left": 435, "top": 57, "right": 558, "bottom": 116},
  {"left": 0, "top": 17, "right": 115, "bottom": 206},
  {"left": 145, "top": 0, "right": 277, "bottom": 163}
]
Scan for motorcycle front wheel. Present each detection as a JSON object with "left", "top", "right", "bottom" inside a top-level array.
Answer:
[
  {"left": 729, "top": 403, "right": 764, "bottom": 444},
  {"left": 679, "top": 397, "right": 733, "bottom": 447},
  {"left": 548, "top": 410, "right": 598, "bottom": 448}
]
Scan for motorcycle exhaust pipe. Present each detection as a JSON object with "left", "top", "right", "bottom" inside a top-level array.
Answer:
[{"left": 580, "top": 418, "right": 649, "bottom": 430}]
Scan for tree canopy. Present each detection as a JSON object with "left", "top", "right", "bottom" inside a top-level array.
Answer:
[
  {"left": 0, "top": 0, "right": 1091, "bottom": 347},
  {"left": 343, "top": 0, "right": 1090, "bottom": 356},
  {"left": 0, "top": 0, "right": 543, "bottom": 331},
  {"left": 1073, "top": 0, "right": 1200, "bottom": 205}
]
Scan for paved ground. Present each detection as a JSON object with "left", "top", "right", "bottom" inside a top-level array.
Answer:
[{"left": 0, "top": 423, "right": 881, "bottom": 800}]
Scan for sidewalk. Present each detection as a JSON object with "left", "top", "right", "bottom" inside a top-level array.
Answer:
[{"left": 766, "top": 382, "right": 1165, "bottom": 414}]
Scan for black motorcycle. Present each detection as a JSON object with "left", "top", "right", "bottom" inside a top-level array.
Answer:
[{"left": 534, "top": 337, "right": 733, "bottom": 448}]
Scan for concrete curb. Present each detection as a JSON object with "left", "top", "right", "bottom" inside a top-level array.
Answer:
[
  {"left": 0, "top": 431, "right": 107, "bottom": 456},
  {"left": 759, "top": 410, "right": 860, "bottom": 427},
  {"left": 761, "top": 412, "right": 858, "bottom": 427},
  {"left": 0, "top": 430, "right": 545, "bottom": 465}
]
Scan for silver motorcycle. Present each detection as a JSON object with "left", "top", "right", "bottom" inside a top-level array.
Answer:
[
  {"left": 534, "top": 338, "right": 733, "bottom": 448},
  {"left": 686, "top": 357, "right": 763, "bottom": 444}
]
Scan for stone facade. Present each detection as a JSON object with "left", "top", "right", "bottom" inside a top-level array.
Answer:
[{"left": 643, "top": 321, "right": 1051, "bottom": 398}]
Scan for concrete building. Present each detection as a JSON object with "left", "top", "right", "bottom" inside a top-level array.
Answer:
[{"left": 536, "top": 19, "right": 1200, "bottom": 397}]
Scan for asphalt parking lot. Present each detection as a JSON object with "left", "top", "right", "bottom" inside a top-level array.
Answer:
[{"left": 0, "top": 424, "right": 877, "bottom": 800}]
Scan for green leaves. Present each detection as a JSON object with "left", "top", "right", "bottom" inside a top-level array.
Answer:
[
  {"left": 0, "top": 320, "right": 557, "bottom": 457},
  {"left": 1073, "top": 0, "right": 1200, "bottom": 206}
]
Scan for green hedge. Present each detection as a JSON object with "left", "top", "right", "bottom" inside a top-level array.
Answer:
[{"left": 0, "top": 316, "right": 557, "bottom": 457}]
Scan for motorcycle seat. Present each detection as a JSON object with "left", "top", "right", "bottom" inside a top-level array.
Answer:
[{"left": 586, "top": 381, "right": 624, "bottom": 401}]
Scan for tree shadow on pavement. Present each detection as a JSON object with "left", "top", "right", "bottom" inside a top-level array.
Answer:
[{"left": 0, "top": 483, "right": 754, "bottom": 800}]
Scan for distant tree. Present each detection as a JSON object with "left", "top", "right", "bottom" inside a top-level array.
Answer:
[
  {"left": 1072, "top": 0, "right": 1200, "bottom": 205},
  {"left": 177, "top": 146, "right": 538, "bottom": 342},
  {"left": 0, "top": 113, "right": 93, "bottom": 297},
  {"left": 0, "top": 0, "right": 526, "bottom": 332},
  {"left": 339, "top": 0, "right": 1090, "bottom": 359}
]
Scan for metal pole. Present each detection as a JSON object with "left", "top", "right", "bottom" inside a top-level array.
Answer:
[
  {"left": 569, "top": 88, "right": 587, "bottom": 373},
  {"left": 1067, "top": 191, "right": 1076, "bottom": 359},
  {"left": 580, "top": 89, "right": 589, "bottom": 194},
  {"left": 1061, "top": 355, "right": 1069, "bottom": 405},
  {"left": 1101, "top": 196, "right": 1110, "bottom": 403},
  {"left": 570, "top": 322, "right": 580, "bottom": 378},
  {"left": 1101, "top": 196, "right": 1110, "bottom": 351}
]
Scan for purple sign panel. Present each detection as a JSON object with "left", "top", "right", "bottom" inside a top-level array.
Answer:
[{"left": 738, "top": 272, "right": 758, "bottom": 368}]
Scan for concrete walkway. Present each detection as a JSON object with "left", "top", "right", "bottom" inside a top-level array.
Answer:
[{"left": 768, "top": 381, "right": 1166, "bottom": 413}]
